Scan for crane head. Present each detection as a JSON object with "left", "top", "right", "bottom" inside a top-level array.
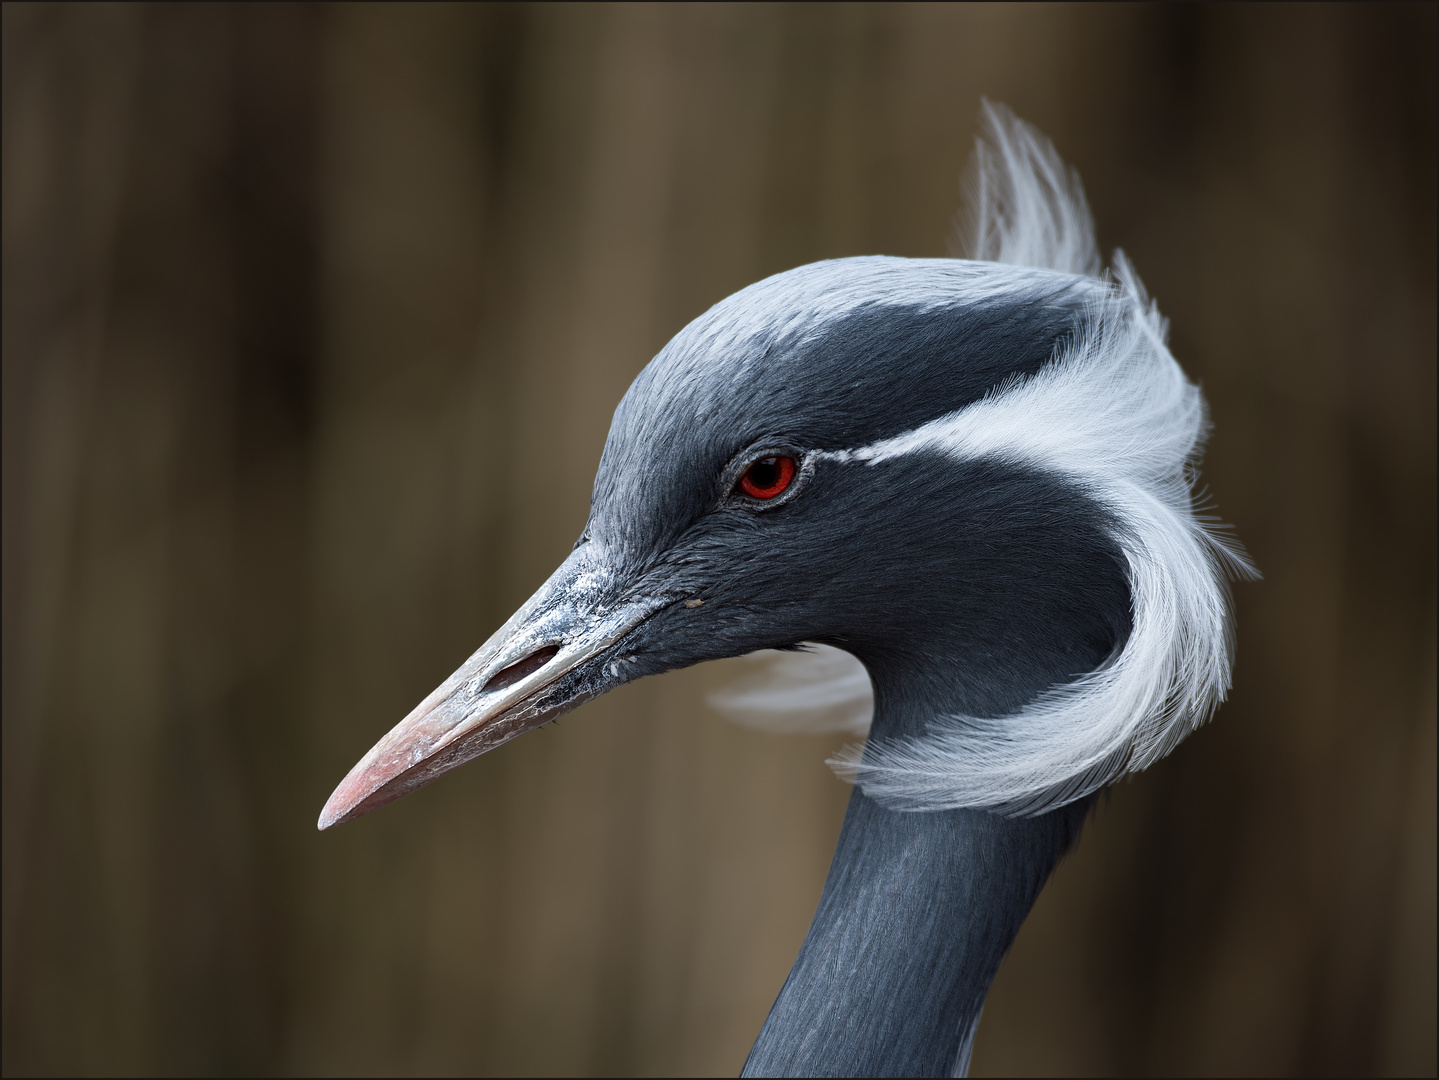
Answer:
[{"left": 319, "top": 105, "right": 1251, "bottom": 830}]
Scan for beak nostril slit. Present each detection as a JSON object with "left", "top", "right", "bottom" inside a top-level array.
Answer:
[{"left": 484, "top": 644, "right": 561, "bottom": 694}]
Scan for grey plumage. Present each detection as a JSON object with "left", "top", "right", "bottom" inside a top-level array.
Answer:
[
  {"left": 744, "top": 773, "right": 1094, "bottom": 1076},
  {"left": 319, "top": 107, "right": 1247, "bottom": 1077}
]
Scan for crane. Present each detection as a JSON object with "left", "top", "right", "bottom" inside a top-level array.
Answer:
[{"left": 318, "top": 103, "right": 1253, "bottom": 1077}]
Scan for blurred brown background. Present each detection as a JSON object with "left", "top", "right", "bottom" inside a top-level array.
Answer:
[{"left": 3, "top": 3, "right": 1434, "bottom": 1076}]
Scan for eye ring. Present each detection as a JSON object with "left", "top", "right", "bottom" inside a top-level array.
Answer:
[
  {"left": 738, "top": 455, "right": 796, "bottom": 499},
  {"left": 722, "top": 446, "right": 813, "bottom": 511}
]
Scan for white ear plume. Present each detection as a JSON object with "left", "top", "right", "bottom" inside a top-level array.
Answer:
[{"left": 826, "top": 261, "right": 1257, "bottom": 814}]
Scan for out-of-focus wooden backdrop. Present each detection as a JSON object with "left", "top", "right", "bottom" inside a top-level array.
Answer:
[{"left": 3, "top": 3, "right": 1434, "bottom": 1076}]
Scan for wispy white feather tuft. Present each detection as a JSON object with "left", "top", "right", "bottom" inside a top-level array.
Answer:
[
  {"left": 951, "top": 100, "right": 1101, "bottom": 277},
  {"left": 825, "top": 258, "right": 1257, "bottom": 814},
  {"left": 709, "top": 645, "right": 873, "bottom": 736}
]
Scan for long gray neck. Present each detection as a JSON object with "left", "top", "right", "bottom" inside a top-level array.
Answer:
[{"left": 742, "top": 688, "right": 1092, "bottom": 1077}]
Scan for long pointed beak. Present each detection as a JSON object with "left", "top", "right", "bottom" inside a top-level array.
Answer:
[{"left": 318, "top": 546, "right": 661, "bottom": 829}]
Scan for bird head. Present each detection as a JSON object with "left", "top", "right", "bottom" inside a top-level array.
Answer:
[{"left": 319, "top": 107, "right": 1252, "bottom": 831}]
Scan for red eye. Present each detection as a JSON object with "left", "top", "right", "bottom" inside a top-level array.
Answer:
[{"left": 738, "top": 455, "right": 797, "bottom": 500}]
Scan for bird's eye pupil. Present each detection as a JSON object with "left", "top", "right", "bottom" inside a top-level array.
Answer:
[{"left": 738, "top": 454, "right": 797, "bottom": 500}]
